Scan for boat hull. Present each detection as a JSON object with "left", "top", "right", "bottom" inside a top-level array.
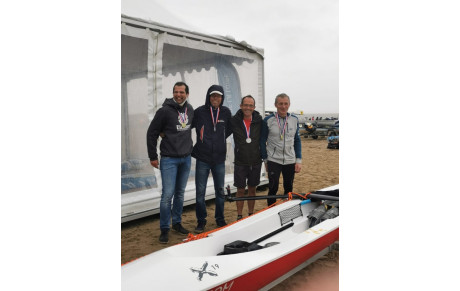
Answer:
[
  {"left": 209, "top": 227, "right": 338, "bottom": 291},
  {"left": 121, "top": 185, "right": 339, "bottom": 290}
]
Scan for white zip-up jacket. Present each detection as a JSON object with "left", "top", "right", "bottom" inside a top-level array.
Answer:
[{"left": 260, "top": 112, "right": 302, "bottom": 165}]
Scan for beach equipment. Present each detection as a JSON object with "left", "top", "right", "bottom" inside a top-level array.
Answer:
[{"left": 121, "top": 184, "right": 339, "bottom": 290}]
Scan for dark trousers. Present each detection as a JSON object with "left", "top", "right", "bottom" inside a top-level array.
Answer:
[{"left": 267, "top": 161, "right": 296, "bottom": 206}]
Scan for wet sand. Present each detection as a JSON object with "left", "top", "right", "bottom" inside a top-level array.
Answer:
[{"left": 121, "top": 138, "right": 339, "bottom": 289}]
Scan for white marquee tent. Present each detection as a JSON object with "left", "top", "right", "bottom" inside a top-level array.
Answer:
[{"left": 121, "top": 15, "right": 267, "bottom": 222}]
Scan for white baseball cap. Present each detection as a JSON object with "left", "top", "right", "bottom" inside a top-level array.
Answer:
[{"left": 209, "top": 90, "right": 223, "bottom": 95}]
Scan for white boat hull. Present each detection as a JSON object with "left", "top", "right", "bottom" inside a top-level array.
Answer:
[{"left": 122, "top": 185, "right": 339, "bottom": 290}]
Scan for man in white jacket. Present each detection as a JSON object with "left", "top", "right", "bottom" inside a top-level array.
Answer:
[{"left": 260, "top": 93, "right": 302, "bottom": 206}]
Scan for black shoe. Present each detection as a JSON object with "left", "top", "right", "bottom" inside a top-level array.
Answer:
[
  {"left": 159, "top": 229, "right": 169, "bottom": 244},
  {"left": 195, "top": 222, "right": 206, "bottom": 233},
  {"left": 216, "top": 220, "right": 227, "bottom": 227},
  {"left": 172, "top": 223, "right": 190, "bottom": 235},
  {"left": 236, "top": 215, "right": 243, "bottom": 221}
]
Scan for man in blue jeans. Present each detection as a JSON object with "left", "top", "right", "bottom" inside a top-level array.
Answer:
[
  {"left": 191, "top": 85, "right": 232, "bottom": 233},
  {"left": 147, "top": 82, "right": 194, "bottom": 244}
]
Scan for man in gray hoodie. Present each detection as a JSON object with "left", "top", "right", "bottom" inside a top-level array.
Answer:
[{"left": 260, "top": 93, "right": 302, "bottom": 206}]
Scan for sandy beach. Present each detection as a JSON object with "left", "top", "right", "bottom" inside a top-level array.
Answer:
[{"left": 121, "top": 138, "right": 339, "bottom": 289}]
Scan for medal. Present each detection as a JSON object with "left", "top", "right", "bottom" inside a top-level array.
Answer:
[
  {"left": 210, "top": 107, "right": 220, "bottom": 133},
  {"left": 178, "top": 107, "right": 188, "bottom": 128},
  {"left": 243, "top": 116, "right": 252, "bottom": 144},
  {"left": 275, "top": 113, "right": 288, "bottom": 141}
]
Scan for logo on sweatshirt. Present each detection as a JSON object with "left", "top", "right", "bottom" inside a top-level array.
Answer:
[{"left": 176, "top": 111, "right": 190, "bottom": 131}]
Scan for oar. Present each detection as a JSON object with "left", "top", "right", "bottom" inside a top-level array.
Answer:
[
  {"left": 217, "top": 197, "right": 316, "bottom": 256},
  {"left": 225, "top": 190, "right": 339, "bottom": 202},
  {"left": 217, "top": 222, "right": 294, "bottom": 256}
]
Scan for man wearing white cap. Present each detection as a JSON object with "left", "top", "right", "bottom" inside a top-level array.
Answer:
[{"left": 191, "top": 85, "right": 233, "bottom": 233}]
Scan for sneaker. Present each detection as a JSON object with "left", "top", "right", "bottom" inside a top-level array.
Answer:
[
  {"left": 216, "top": 220, "right": 227, "bottom": 227},
  {"left": 172, "top": 223, "right": 190, "bottom": 235},
  {"left": 159, "top": 229, "right": 169, "bottom": 244},
  {"left": 236, "top": 215, "right": 243, "bottom": 221},
  {"left": 195, "top": 222, "right": 206, "bottom": 233}
]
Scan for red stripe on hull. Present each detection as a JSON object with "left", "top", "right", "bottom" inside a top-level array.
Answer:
[{"left": 208, "top": 227, "right": 339, "bottom": 291}]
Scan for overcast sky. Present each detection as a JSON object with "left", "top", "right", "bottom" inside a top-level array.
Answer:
[{"left": 121, "top": 0, "right": 338, "bottom": 115}]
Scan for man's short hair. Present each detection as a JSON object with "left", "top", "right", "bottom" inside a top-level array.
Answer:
[
  {"left": 173, "top": 82, "right": 189, "bottom": 94},
  {"left": 241, "top": 95, "right": 256, "bottom": 106},
  {"left": 275, "top": 93, "right": 290, "bottom": 104}
]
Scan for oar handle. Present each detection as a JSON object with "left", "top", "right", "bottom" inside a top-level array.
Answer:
[
  {"left": 251, "top": 222, "right": 294, "bottom": 244},
  {"left": 226, "top": 192, "right": 339, "bottom": 201},
  {"left": 226, "top": 194, "right": 299, "bottom": 201},
  {"left": 307, "top": 193, "right": 339, "bottom": 201}
]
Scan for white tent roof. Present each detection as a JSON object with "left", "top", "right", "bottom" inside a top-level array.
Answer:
[{"left": 121, "top": 14, "right": 264, "bottom": 58}]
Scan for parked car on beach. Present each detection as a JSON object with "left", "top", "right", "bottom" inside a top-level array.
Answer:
[
  {"left": 329, "top": 120, "right": 339, "bottom": 136},
  {"left": 327, "top": 135, "right": 339, "bottom": 149},
  {"left": 303, "top": 120, "right": 338, "bottom": 139},
  {"left": 327, "top": 121, "right": 339, "bottom": 149}
]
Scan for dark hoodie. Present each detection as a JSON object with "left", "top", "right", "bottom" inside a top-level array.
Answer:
[
  {"left": 147, "top": 98, "right": 194, "bottom": 161},
  {"left": 231, "top": 109, "right": 263, "bottom": 166},
  {"left": 191, "top": 85, "right": 233, "bottom": 165}
]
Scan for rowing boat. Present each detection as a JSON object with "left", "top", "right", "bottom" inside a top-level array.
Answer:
[{"left": 121, "top": 184, "right": 339, "bottom": 290}]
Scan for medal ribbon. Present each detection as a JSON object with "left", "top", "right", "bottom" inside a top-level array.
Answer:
[
  {"left": 275, "top": 113, "right": 288, "bottom": 139},
  {"left": 210, "top": 107, "right": 220, "bottom": 132},
  {"left": 177, "top": 107, "right": 188, "bottom": 125},
  {"left": 243, "top": 116, "right": 252, "bottom": 140}
]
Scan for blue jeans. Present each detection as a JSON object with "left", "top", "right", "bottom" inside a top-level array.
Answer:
[
  {"left": 195, "top": 159, "right": 226, "bottom": 225},
  {"left": 159, "top": 156, "right": 191, "bottom": 230}
]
